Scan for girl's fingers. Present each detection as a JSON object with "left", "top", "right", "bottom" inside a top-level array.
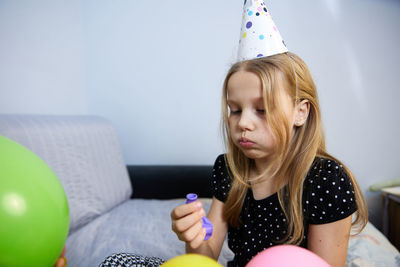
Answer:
[
  {"left": 171, "top": 201, "right": 202, "bottom": 220},
  {"left": 188, "top": 228, "right": 207, "bottom": 249},
  {"left": 170, "top": 201, "right": 207, "bottom": 245},
  {"left": 178, "top": 220, "right": 204, "bottom": 242},
  {"left": 54, "top": 246, "right": 66, "bottom": 267},
  {"left": 172, "top": 208, "right": 206, "bottom": 233},
  {"left": 55, "top": 257, "right": 65, "bottom": 267}
]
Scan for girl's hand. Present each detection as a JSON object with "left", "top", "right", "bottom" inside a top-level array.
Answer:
[
  {"left": 54, "top": 245, "right": 67, "bottom": 267},
  {"left": 171, "top": 201, "right": 207, "bottom": 249}
]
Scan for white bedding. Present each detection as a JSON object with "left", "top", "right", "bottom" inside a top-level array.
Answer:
[{"left": 347, "top": 222, "right": 400, "bottom": 267}]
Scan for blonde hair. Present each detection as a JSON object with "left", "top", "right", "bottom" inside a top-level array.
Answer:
[{"left": 221, "top": 52, "right": 367, "bottom": 245}]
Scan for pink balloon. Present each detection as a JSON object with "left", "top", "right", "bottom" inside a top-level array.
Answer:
[{"left": 246, "top": 245, "right": 331, "bottom": 267}]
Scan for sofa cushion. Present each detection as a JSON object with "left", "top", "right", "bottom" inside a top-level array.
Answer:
[
  {"left": 65, "top": 198, "right": 234, "bottom": 267},
  {"left": 0, "top": 115, "right": 132, "bottom": 234}
]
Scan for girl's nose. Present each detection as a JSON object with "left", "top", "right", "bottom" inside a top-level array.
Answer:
[{"left": 238, "top": 111, "right": 254, "bottom": 131}]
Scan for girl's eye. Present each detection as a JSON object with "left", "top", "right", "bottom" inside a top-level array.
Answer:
[
  {"left": 256, "top": 109, "right": 266, "bottom": 114},
  {"left": 231, "top": 110, "right": 241, "bottom": 115}
]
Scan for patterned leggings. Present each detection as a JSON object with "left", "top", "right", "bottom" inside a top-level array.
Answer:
[{"left": 99, "top": 253, "right": 165, "bottom": 267}]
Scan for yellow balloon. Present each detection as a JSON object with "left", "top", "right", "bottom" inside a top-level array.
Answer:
[{"left": 161, "top": 254, "right": 222, "bottom": 267}]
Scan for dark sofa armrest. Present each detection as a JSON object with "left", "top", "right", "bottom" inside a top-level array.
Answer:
[{"left": 127, "top": 165, "right": 213, "bottom": 199}]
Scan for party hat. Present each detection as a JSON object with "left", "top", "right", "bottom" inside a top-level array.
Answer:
[{"left": 238, "top": 0, "right": 288, "bottom": 61}]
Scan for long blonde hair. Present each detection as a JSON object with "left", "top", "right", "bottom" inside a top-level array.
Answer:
[{"left": 221, "top": 52, "right": 367, "bottom": 245}]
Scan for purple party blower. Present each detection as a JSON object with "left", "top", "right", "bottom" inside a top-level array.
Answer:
[{"left": 186, "top": 193, "right": 213, "bottom": 241}]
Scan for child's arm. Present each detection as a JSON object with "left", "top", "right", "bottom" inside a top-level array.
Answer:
[
  {"left": 307, "top": 215, "right": 353, "bottom": 267},
  {"left": 53, "top": 245, "right": 66, "bottom": 267},
  {"left": 171, "top": 197, "right": 228, "bottom": 260}
]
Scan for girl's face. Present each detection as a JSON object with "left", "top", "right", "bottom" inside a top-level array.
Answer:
[{"left": 227, "top": 70, "right": 295, "bottom": 163}]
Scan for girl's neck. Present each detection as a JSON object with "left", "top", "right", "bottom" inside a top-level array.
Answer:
[
  {"left": 249, "top": 159, "right": 279, "bottom": 200},
  {"left": 253, "top": 158, "right": 270, "bottom": 175}
]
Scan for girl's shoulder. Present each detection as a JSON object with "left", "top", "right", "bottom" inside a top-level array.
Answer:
[
  {"left": 308, "top": 156, "right": 347, "bottom": 177},
  {"left": 303, "top": 157, "right": 357, "bottom": 224},
  {"left": 305, "top": 156, "right": 352, "bottom": 190},
  {"left": 212, "top": 154, "right": 229, "bottom": 176},
  {"left": 214, "top": 154, "right": 227, "bottom": 166},
  {"left": 211, "top": 154, "right": 232, "bottom": 202}
]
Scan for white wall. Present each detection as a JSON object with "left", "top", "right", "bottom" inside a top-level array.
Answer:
[
  {"left": 1, "top": 0, "right": 399, "bottom": 228},
  {"left": 0, "top": 1, "right": 87, "bottom": 114},
  {"left": 80, "top": 0, "right": 242, "bottom": 166}
]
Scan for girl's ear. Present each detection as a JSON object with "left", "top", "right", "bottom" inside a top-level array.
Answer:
[{"left": 294, "top": 100, "right": 310, "bottom": 127}]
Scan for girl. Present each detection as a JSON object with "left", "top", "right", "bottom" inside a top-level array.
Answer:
[{"left": 170, "top": 52, "right": 368, "bottom": 267}]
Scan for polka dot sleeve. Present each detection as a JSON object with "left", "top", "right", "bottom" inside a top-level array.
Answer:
[
  {"left": 303, "top": 158, "right": 357, "bottom": 224},
  {"left": 211, "top": 154, "right": 232, "bottom": 203}
]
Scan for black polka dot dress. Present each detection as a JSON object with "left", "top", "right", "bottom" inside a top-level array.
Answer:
[{"left": 211, "top": 154, "right": 357, "bottom": 267}]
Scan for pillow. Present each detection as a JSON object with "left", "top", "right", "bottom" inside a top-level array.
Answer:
[{"left": 0, "top": 115, "right": 132, "bottom": 234}]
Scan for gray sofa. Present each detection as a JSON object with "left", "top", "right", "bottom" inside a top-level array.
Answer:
[
  {"left": 0, "top": 114, "right": 398, "bottom": 267},
  {"left": 0, "top": 114, "right": 234, "bottom": 266}
]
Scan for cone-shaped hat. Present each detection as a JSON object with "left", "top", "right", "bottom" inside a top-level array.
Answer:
[{"left": 238, "top": 0, "right": 288, "bottom": 61}]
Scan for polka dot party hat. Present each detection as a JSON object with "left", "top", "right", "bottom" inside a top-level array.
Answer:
[{"left": 238, "top": 0, "right": 288, "bottom": 61}]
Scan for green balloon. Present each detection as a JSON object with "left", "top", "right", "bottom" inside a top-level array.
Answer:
[{"left": 0, "top": 135, "right": 69, "bottom": 267}]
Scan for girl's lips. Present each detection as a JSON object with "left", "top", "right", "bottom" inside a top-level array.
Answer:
[{"left": 239, "top": 138, "right": 255, "bottom": 148}]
